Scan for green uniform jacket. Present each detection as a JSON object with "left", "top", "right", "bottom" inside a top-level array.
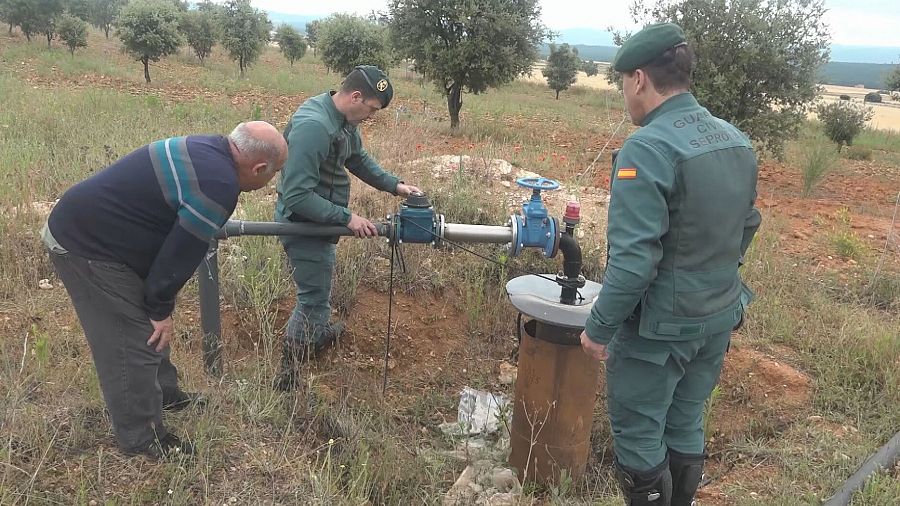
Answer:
[
  {"left": 585, "top": 93, "right": 761, "bottom": 344},
  {"left": 276, "top": 92, "right": 400, "bottom": 224}
]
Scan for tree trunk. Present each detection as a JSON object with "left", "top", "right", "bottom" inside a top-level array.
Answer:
[
  {"left": 555, "top": 90, "right": 560, "bottom": 99},
  {"left": 239, "top": 56, "right": 245, "bottom": 77},
  {"left": 104, "top": 25, "right": 110, "bottom": 38},
  {"left": 46, "top": 31, "right": 52, "bottom": 49},
  {"left": 142, "top": 57, "right": 151, "bottom": 83},
  {"left": 447, "top": 83, "right": 462, "bottom": 130},
  {"left": 8, "top": 23, "right": 13, "bottom": 35},
  {"left": 69, "top": 46, "right": 74, "bottom": 56}
]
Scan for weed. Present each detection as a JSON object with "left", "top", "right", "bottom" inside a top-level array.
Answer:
[
  {"left": 798, "top": 135, "right": 838, "bottom": 196},
  {"left": 829, "top": 207, "right": 866, "bottom": 260},
  {"left": 703, "top": 384, "right": 722, "bottom": 438}
]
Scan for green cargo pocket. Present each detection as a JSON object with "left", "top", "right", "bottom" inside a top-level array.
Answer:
[{"left": 607, "top": 339, "right": 674, "bottom": 407}]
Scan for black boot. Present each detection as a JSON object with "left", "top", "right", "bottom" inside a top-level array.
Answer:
[
  {"left": 274, "top": 339, "right": 304, "bottom": 391},
  {"left": 669, "top": 449, "right": 705, "bottom": 506},
  {"left": 273, "top": 322, "right": 344, "bottom": 391},
  {"left": 615, "top": 458, "right": 672, "bottom": 505}
]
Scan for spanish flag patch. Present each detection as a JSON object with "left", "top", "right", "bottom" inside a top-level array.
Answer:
[{"left": 617, "top": 168, "right": 638, "bottom": 179}]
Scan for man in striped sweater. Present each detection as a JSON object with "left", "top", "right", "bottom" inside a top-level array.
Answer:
[{"left": 43, "top": 121, "right": 287, "bottom": 459}]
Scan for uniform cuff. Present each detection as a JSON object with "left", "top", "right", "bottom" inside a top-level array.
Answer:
[{"left": 584, "top": 318, "right": 618, "bottom": 345}]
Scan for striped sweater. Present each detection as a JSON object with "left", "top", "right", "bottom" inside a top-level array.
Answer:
[{"left": 48, "top": 135, "right": 239, "bottom": 320}]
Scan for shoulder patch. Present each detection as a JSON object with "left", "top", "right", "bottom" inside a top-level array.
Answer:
[{"left": 617, "top": 168, "right": 638, "bottom": 179}]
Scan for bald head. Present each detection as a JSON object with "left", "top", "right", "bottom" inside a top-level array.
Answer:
[{"left": 228, "top": 121, "right": 288, "bottom": 191}]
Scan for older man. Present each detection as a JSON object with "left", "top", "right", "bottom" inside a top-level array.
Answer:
[
  {"left": 44, "top": 121, "right": 287, "bottom": 459},
  {"left": 580, "top": 24, "right": 761, "bottom": 505}
]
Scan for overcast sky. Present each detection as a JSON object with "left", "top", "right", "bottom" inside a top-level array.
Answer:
[{"left": 249, "top": 0, "right": 900, "bottom": 47}]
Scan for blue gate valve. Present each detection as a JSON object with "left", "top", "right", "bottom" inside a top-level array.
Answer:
[{"left": 511, "top": 177, "right": 561, "bottom": 258}]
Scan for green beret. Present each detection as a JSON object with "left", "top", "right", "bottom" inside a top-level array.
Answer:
[
  {"left": 613, "top": 23, "right": 686, "bottom": 73},
  {"left": 353, "top": 65, "right": 393, "bottom": 108}
]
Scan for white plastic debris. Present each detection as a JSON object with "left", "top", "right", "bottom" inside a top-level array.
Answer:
[
  {"left": 38, "top": 279, "right": 53, "bottom": 290},
  {"left": 452, "top": 387, "right": 510, "bottom": 435}
]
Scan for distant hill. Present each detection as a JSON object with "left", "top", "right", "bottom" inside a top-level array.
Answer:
[
  {"left": 819, "top": 62, "right": 896, "bottom": 90},
  {"left": 537, "top": 44, "right": 898, "bottom": 90},
  {"left": 830, "top": 45, "right": 900, "bottom": 65},
  {"left": 266, "top": 12, "right": 321, "bottom": 33},
  {"left": 539, "top": 44, "right": 617, "bottom": 63}
]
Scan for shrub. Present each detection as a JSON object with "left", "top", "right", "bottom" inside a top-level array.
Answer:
[
  {"left": 816, "top": 101, "right": 874, "bottom": 148},
  {"left": 844, "top": 145, "right": 872, "bottom": 161},
  {"left": 56, "top": 13, "right": 88, "bottom": 56},
  {"left": 864, "top": 92, "right": 882, "bottom": 103},
  {"left": 799, "top": 136, "right": 838, "bottom": 197},
  {"left": 830, "top": 208, "right": 865, "bottom": 260},
  {"left": 839, "top": 94, "right": 850, "bottom": 100}
]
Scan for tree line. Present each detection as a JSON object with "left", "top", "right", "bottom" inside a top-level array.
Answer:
[{"left": 5, "top": 0, "right": 887, "bottom": 156}]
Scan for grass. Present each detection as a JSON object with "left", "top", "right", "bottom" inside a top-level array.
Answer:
[
  {"left": 796, "top": 134, "right": 839, "bottom": 197},
  {"left": 2, "top": 27, "right": 900, "bottom": 504}
]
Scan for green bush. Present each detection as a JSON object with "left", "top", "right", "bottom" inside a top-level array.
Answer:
[
  {"left": 864, "top": 92, "right": 882, "bottom": 103},
  {"left": 844, "top": 145, "right": 873, "bottom": 160},
  {"left": 839, "top": 94, "right": 850, "bottom": 100},
  {"left": 816, "top": 101, "right": 874, "bottom": 148},
  {"left": 798, "top": 136, "right": 838, "bottom": 196}
]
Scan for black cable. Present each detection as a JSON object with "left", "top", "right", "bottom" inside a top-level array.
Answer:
[
  {"left": 397, "top": 216, "right": 585, "bottom": 302},
  {"left": 382, "top": 240, "right": 396, "bottom": 395}
]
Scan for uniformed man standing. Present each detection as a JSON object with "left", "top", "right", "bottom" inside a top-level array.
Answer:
[
  {"left": 275, "top": 66, "right": 420, "bottom": 390},
  {"left": 579, "top": 24, "right": 761, "bottom": 505}
]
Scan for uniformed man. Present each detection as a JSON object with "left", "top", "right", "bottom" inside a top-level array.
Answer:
[
  {"left": 579, "top": 24, "right": 761, "bottom": 505},
  {"left": 275, "top": 66, "right": 420, "bottom": 390}
]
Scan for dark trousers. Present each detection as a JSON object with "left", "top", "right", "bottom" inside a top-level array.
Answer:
[
  {"left": 606, "top": 319, "right": 731, "bottom": 471},
  {"left": 49, "top": 250, "right": 180, "bottom": 452}
]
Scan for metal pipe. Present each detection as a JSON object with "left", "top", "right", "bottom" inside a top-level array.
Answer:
[
  {"left": 442, "top": 223, "right": 513, "bottom": 244},
  {"left": 823, "top": 430, "right": 900, "bottom": 505},
  {"left": 557, "top": 232, "right": 582, "bottom": 305},
  {"left": 216, "top": 220, "right": 390, "bottom": 239},
  {"left": 509, "top": 319, "right": 600, "bottom": 485},
  {"left": 198, "top": 240, "right": 222, "bottom": 376}
]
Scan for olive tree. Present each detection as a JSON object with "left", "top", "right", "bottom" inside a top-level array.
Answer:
[
  {"left": 179, "top": 6, "right": 218, "bottom": 64},
  {"left": 57, "top": 12, "right": 87, "bottom": 55},
  {"left": 219, "top": 0, "right": 270, "bottom": 77},
  {"left": 317, "top": 14, "right": 390, "bottom": 76},
  {"left": 390, "top": 0, "right": 548, "bottom": 129},
  {"left": 117, "top": 0, "right": 182, "bottom": 83},
  {"left": 582, "top": 60, "right": 600, "bottom": 77},
  {"left": 543, "top": 43, "right": 581, "bottom": 99},
  {"left": 89, "top": 0, "right": 126, "bottom": 38},
  {"left": 275, "top": 23, "right": 307, "bottom": 66}
]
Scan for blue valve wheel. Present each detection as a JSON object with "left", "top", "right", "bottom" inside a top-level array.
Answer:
[{"left": 516, "top": 177, "right": 560, "bottom": 191}]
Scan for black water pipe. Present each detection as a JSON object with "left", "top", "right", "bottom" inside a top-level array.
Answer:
[
  {"left": 557, "top": 230, "right": 582, "bottom": 305},
  {"left": 823, "top": 430, "right": 900, "bottom": 505},
  {"left": 215, "top": 220, "right": 390, "bottom": 240}
]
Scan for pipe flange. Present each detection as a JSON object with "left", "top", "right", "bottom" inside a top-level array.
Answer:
[
  {"left": 508, "top": 214, "right": 521, "bottom": 257},
  {"left": 434, "top": 214, "right": 445, "bottom": 247},
  {"left": 549, "top": 218, "right": 561, "bottom": 259}
]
